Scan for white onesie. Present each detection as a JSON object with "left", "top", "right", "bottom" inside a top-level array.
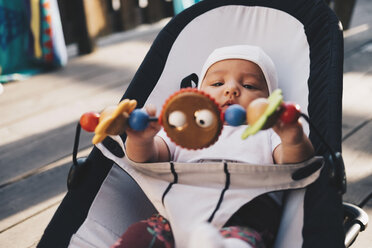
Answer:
[
  {"left": 158, "top": 125, "right": 283, "bottom": 205},
  {"left": 158, "top": 125, "right": 281, "bottom": 164}
]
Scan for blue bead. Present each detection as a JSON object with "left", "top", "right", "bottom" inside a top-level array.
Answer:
[
  {"left": 224, "top": 104, "right": 246, "bottom": 126},
  {"left": 129, "top": 109, "right": 150, "bottom": 131}
]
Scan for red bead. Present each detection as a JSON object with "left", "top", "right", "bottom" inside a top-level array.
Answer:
[
  {"left": 280, "top": 103, "right": 301, "bottom": 124},
  {"left": 80, "top": 112, "right": 100, "bottom": 132}
]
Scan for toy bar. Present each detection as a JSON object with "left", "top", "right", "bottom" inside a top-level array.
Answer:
[{"left": 80, "top": 88, "right": 300, "bottom": 149}]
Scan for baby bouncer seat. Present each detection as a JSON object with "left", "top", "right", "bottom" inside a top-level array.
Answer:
[{"left": 38, "top": 0, "right": 367, "bottom": 247}]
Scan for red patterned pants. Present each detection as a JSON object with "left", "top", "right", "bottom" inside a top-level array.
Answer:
[{"left": 111, "top": 214, "right": 266, "bottom": 248}]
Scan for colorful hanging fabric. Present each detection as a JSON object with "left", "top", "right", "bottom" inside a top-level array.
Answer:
[{"left": 0, "top": 0, "right": 67, "bottom": 83}]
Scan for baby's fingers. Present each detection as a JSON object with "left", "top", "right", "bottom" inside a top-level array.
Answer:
[
  {"left": 145, "top": 104, "right": 157, "bottom": 117},
  {"left": 144, "top": 104, "right": 161, "bottom": 131}
]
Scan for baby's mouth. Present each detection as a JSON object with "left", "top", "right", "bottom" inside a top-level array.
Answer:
[
  {"left": 221, "top": 100, "right": 236, "bottom": 110},
  {"left": 221, "top": 100, "right": 236, "bottom": 107}
]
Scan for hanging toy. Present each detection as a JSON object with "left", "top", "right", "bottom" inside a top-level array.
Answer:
[
  {"left": 79, "top": 88, "right": 300, "bottom": 149},
  {"left": 80, "top": 112, "right": 100, "bottom": 132},
  {"left": 80, "top": 88, "right": 223, "bottom": 149},
  {"left": 224, "top": 89, "right": 301, "bottom": 139},
  {"left": 279, "top": 102, "right": 301, "bottom": 124},
  {"left": 80, "top": 99, "right": 137, "bottom": 144}
]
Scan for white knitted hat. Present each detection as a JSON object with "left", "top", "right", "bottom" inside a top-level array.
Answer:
[{"left": 198, "top": 45, "right": 278, "bottom": 93}]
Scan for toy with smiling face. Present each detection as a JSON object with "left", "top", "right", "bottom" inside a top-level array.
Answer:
[{"left": 159, "top": 88, "right": 223, "bottom": 150}]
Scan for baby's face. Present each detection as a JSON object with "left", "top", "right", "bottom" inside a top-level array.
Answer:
[{"left": 200, "top": 59, "right": 269, "bottom": 112}]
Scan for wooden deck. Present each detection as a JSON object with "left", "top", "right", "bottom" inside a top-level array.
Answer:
[
  {"left": 1, "top": 1, "right": 372, "bottom": 246},
  {"left": 0, "top": 20, "right": 165, "bottom": 247}
]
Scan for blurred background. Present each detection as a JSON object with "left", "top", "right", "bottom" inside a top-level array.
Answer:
[{"left": 0, "top": 0, "right": 357, "bottom": 83}]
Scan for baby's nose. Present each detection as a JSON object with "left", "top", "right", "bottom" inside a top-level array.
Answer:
[{"left": 224, "top": 87, "right": 239, "bottom": 97}]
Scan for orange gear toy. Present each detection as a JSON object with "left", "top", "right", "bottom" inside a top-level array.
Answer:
[{"left": 159, "top": 88, "right": 223, "bottom": 150}]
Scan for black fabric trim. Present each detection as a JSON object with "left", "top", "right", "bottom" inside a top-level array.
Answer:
[
  {"left": 208, "top": 162, "right": 230, "bottom": 223},
  {"left": 292, "top": 159, "right": 323, "bottom": 181},
  {"left": 102, "top": 136, "right": 125, "bottom": 158},
  {"left": 162, "top": 162, "right": 178, "bottom": 205},
  {"left": 180, "top": 73, "right": 199, "bottom": 89}
]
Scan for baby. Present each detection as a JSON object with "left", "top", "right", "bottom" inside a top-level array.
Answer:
[{"left": 113, "top": 45, "right": 314, "bottom": 248}]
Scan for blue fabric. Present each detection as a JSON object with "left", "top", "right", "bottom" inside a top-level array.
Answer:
[{"left": 0, "top": 0, "right": 67, "bottom": 83}]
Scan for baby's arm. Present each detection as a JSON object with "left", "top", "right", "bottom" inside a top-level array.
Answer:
[
  {"left": 125, "top": 105, "right": 170, "bottom": 163},
  {"left": 272, "top": 120, "right": 314, "bottom": 164}
]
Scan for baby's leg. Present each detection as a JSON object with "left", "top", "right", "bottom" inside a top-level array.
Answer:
[
  {"left": 111, "top": 214, "right": 174, "bottom": 248},
  {"left": 188, "top": 223, "right": 265, "bottom": 248},
  {"left": 220, "top": 226, "right": 265, "bottom": 248}
]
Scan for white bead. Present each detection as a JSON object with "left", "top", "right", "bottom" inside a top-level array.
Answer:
[
  {"left": 168, "top": 111, "right": 187, "bottom": 128},
  {"left": 195, "top": 109, "right": 215, "bottom": 128}
]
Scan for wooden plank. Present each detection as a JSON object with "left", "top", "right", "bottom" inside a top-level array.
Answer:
[
  {"left": 0, "top": 68, "right": 130, "bottom": 185},
  {"left": 0, "top": 47, "right": 137, "bottom": 132},
  {"left": 0, "top": 162, "right": 68, "bottom": 232},
  {"left": 0, "top": 204, "right": 60, "bottom": 248},
  {"left": 0, "top": 148, "right": 90, "bottom": 232},
  {"left": 342, "top": 43, "right": 372, "bottom": 139},
  {"left": 343, "top": 0, "right": 372, "bottom": 54},
  {"left": 344, "top": 42, "right": 372, "bottom": 74},
  {"left": 0, "top": 23, "right": 164, "bottom": 246},
  {"left": 0, "top": 69, "right": 129, "bottom": 145},
  {"left": 0, "top": 122, "right": 94, "bottom": 187},
  {"left": 0, "top": 36, "right": 155, "bottom": 138},
  {"left": 0, "top": 34, "right": 157, "bottom": 186},
  {"left": 343, "top": 120, "right": 372, "bottom": 247},
  {"left": 343, "top": 120, "right": 372, "bottom": 204}
]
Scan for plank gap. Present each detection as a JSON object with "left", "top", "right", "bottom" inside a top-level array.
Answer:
[
  {"left": 342, "top": 118, "right": 372, "bottom": 142},
  {"left": 0, "top": 146, "right": 92, "bottom": 190}
]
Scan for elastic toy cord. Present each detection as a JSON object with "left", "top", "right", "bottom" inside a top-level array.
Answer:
[
  {"left": 300, "top": 113, "right": 337, "bottom": 158},
  {"left": 300, "top": 113, "right": 346, "bottom": 194},
  {"left": 72, "top": 123, "right": 81, "bottom": 166},
  {"left": 128, "top": 109, "right": 158, "bottom": 131},
  {"left": 149, "top": 116, "right": 158, "bottom": 122}
]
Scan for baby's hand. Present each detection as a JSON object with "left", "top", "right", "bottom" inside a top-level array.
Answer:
[
  {"left": 125, "top": 104, "right": 168, "bottom": 163},
  {"left": 272, "top": 102, "right": 304, "bottom": 146},
  {"left": 272, "top": 119, "right": 306, "bottom": 146},
  {"left": 272, "top": 103, "right": 314, "bottom": 163},
  {"left": 126, "top": 104, "right": 161, "bottom": 145}
]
